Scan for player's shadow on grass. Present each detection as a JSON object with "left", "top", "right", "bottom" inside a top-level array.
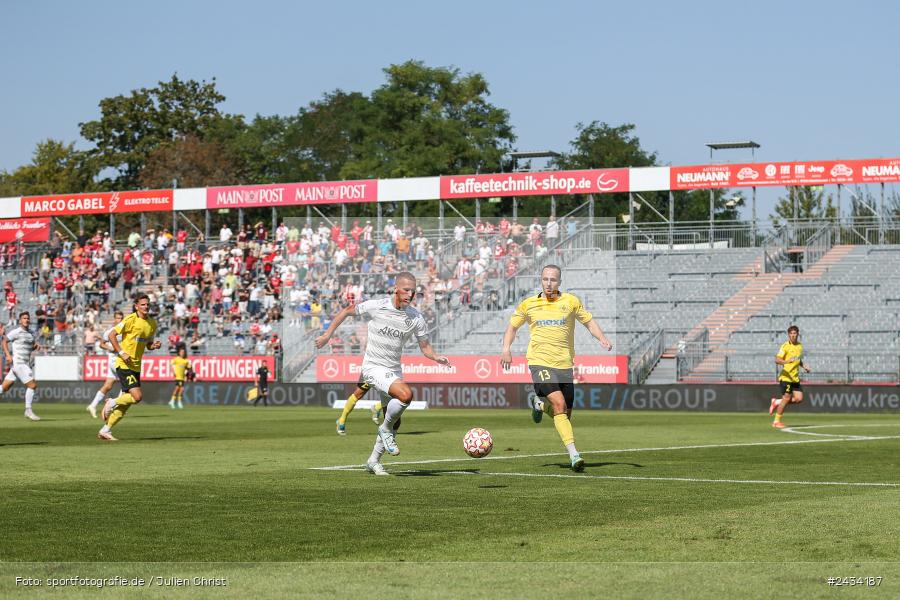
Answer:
[
  {"left": 136, "top": 435, "right": 207, "bottom": 441},
  {"left": 395, "top": 431, "right": 434, "bottom": 436},
  {"left": 545, "top": 461, "right": 645, "bottom": 470},
  {"left": 0, "top": 441, "right": 49, "bottom": 447},
  {"left": 394, "top": 468, "right": 481, "bottom": 477},
  {"left": 127, "top": 415, "right": 172, "bottom": 419}
]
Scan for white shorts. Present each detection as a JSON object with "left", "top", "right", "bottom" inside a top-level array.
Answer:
[
  {"left": 4, "top": 364, "right": 34, "bottom": 384},
  {"left": 361, "top": 365, "right": 401, "bottom": 396},
  {"left": 107, "top": 355, "right": 117, "bottom": 379}
]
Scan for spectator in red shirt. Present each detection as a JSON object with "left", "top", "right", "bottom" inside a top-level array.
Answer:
[
  {"left": 122, "top": 265, "right": 135, "bottom": 297},
  {"left": 176, "top": 229, "right": 188, "bottom": 252},
  {"left": 5, "top": 288, "right": 17, "bottom": 320},
  {"left": 269, "top": 274, "right": 282, "bottom": 299},
  {"left": 505, "top": 257, "right": 518, "bottom": 278},
  {"left": 168, "top": 330, "right": 182, "bottom": 352},
  {"left": 350, "top": 219, "right": 363, "bottom": 242},
  {"left": 53, "top": 272, "right": 67, "bottom": 298},
  {"left": 499, "top": 217, "right": 511, "bottom": 238},
  {"left": 245, "top": 253, "right": 258, "bottom": 273},
  {"left": 189, "top": 259, "right": 203, "bottom": 280}
]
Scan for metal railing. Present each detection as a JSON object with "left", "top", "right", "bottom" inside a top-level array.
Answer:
[
  {"left": 689, "top": 351, "right": 900, "bottom": 384},
  {"left": 629, "top": 329, "right": 664, "bottom": 384},
  {"left": 675, "top": 328, "right": 709, "bottom": 380}
]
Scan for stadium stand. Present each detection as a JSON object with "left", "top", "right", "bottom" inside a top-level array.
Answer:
[{"left": 3, "top": 214, "right": 899, "bottom": 385}]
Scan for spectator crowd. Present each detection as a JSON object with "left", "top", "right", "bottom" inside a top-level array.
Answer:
[{"left": 3, "top": 213, "right": 578, "bottom": 361}]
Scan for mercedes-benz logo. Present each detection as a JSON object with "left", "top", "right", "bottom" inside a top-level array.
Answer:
[
  {"left": 322, "top": 358, "right": 339, "bottom": 379},
  {"left": 474, "top": 358, "right": 492, "bottom": 379}
]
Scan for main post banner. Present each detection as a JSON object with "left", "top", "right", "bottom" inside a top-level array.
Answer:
[
  {"left": 206, "top": 180, "right": 377, "bottom": 209},
  {"left": 440, "top": 168, "right": 629, "bottom": 199},
  {"left": 83, "top": 355, "right": 275, "bottom": 382},
  {"left": 20, "top": 190, "right": 173, "bottom": 217},
  {"left": 0, "top": 218, "right": 50, "bottom": 242},
  {"left": 315, "top": 355, "right": 628, "bottom": 384},
  {"left": 670, "top": 158, "right": 900, "bottom": 190}
]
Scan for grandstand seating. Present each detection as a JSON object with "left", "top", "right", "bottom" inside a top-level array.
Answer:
[
  {"left": 3, "top": 217, "right": 898, "bottom": 385},
  {"left": 685, "top": 245, "right": 900, "bottom": 383}
]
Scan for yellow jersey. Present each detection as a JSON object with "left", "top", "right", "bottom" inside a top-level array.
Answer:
[
  {"left": 172, "top": 356, "right": 192, "bottom": 381},
  {"left": 776, "top": 340, "right": 803, "bottom": 382},
  {"left": 510, "top": 291, "right": 593, "bottom": 369},
  {"left": 114, "top": 312, "right": 158, "bottom": 371}
]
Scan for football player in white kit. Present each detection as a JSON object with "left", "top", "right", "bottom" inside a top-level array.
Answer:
[
  {"left": 315, "top": 272, "right": 450, "bottom": 475},
  {"left": 1, "top": 311, "right": 41, "bottom": 421},
  {"left": 86, "top": 310, "right": 124, "bottom": 418}
]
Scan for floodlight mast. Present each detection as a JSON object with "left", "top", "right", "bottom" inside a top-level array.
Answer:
[{"left": 705, "top": 141, "right": 762, "bottom": 247}]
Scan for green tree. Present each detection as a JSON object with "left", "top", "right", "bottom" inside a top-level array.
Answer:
[
  {"left": 545, "top": 121, "right": 742, "bottom": 224},
  {"left": 79, "top": 74, "right": 229, "bottom": 190},
  {"left": 0, "top": 139, "right": 98, "bottom": 196},
  {"left": 770, "top": 186, "right": 836, "bottom": 224},
  {"left": 342, "top": 61, "right": 515, "bottom": 183},
  {"left": 138, "top": 134, "right": 242, "bottom": 190},
  {"left": 529, "top": 121, "right": 658, "bottom": 218}
]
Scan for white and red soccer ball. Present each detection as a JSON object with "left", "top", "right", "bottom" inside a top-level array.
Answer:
[{"left": 463, "top": 427, "right": 493, "bottom": 458}]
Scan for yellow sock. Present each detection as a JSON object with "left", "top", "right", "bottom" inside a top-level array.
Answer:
[
  {"left": 553, "top": 413, "right": 575, "bottom": 446},
  {"left": 115, "top": 393, "right": 138, "bottom": 408},
  {"left": 774, "top": 413, "right": 782, "bottom": 423},
  {"left": 338, "top": 394, "right": 358, "bottom": 425},
  {"left": 107, "top": 403, "right": 131, "bottom": 428},
  {"left": 542, "top": 400, "right": 553, "bottom": 416}
]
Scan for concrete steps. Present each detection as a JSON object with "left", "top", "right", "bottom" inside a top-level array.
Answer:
[{"left": 683, "top": 245, "right": 855, "bottom": 381}]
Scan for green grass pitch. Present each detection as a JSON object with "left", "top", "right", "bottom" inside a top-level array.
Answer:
[{"left": 1, "top": 403, "right": 899, "bottom": 598}]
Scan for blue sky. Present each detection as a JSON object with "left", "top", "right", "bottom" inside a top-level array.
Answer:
[{"left": 2, "top": 0, "right": 898, "bottom": 217}]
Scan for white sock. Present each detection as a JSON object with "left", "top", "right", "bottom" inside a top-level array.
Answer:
[
  {"left": 368, "top": 436, "right": 386, "bottom": 464},
  {"left": 380, "top": 398, "right": 408, "bottom": 431},
  {"left": 100, "top": 425, "right": 111, "bottom": 434},
  {"left": 90, "top": 390, "right": 105, "bottom": 408},
  {"left": 565, "top": 442, "right": 578, "bottom": 459},
  {"left": 25, "top": 388, "right": 34, "bottom": 411}
]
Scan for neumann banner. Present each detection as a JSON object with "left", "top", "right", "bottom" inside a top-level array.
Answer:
[
  {"left": 315, "top": 355, "right": 629, "bottom": 384},
  {"left": 206, "top": 180, "right": 377, "bottom": 209},
  {"left": 83, "top": 355, "right": 276, "bottom": 382},
  {"left": 671, "top": 158, "right": 900, "bottom": 191},
  {"left": 20, "top": 190, "right": 173, "bottom": 217},
  {"left": 440, "top": 168, "right": 629, "bottom": 199}
]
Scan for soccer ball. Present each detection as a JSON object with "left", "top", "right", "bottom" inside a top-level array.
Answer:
[{"left": 463, "top": 427, "right": 493, "bottom": 458}]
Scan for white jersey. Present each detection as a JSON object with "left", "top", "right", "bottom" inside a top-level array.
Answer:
[
  {"left": 355, "top": 297, "right": 428, "bottom": 371},
  {"left": 104, "top": 326, "right": 119, "bottom": 376},
  {"left": 5, "top": 326, "right": 36, "bottom": 366}
]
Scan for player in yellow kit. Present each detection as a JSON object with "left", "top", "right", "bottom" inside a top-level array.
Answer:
[
  {"left": 170, "top": 346, "right": 192, "bottom": 409},
  {"left": 97, "top": 293, "right": 161, "bottom": 441},
  {"left": 500, "top": 264, "right": 612, "bottom": 471},
  {"left": 770, "top": 325, "right": 811, "bottom": 429}
]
